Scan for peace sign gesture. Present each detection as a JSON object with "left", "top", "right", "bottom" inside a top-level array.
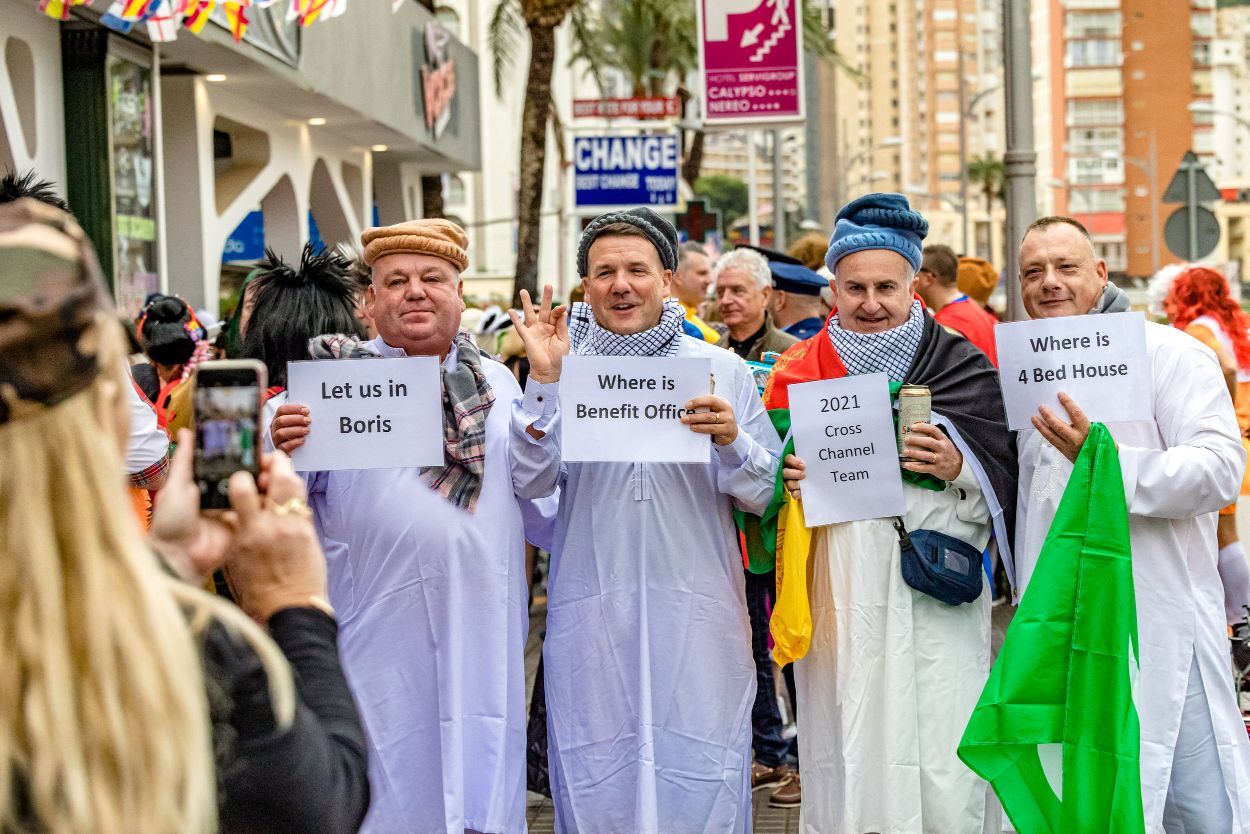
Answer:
[{"left": 509, "top": 286, "right": 570, "bottom": 384}]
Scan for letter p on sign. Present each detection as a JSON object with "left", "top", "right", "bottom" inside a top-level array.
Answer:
[{"left": 704, "top": 0, "right": 764, "bottom": 41}]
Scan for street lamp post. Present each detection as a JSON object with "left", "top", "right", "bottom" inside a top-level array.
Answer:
[
  {"left": 959, "top": 82, "right": 1002, "bottom": 256},
  {"left": 1002, "top": 0, "right": 1037, "bottom": 322}
]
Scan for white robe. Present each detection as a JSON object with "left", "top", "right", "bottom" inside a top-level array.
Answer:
[
  {"left": 1015, "top": 321, "right": 1250, "bottom": 832},
  {"left": 797, "top": 419, "right": 998, "bottom": 834},
  {"left": 301, "top": 337, "right": 552, "bottom": 834},
  {"left": 510, "top": 336, "right": 782, "bottom": 834}
]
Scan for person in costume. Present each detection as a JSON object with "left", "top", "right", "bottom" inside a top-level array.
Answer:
[
  {"left": 242, "top": 243, "right": 365, "bottom": 439},
  {"left": 270, "top": 218, "right": 552, "bottom": 834},
  {"left": 1018, "top": 217, "right": 1250, "bottom": 831},
  {"left": 1160, "top": 265, "right": 1250, "bottom": 642},
  {"left": 741, "top": 245, "right": 829, "bottom": 341},
  {"left": 956, "top": 255, "right": 1000, "bottom": 319},
  {"left": 916, "top": 243, "right": 999, "bottom": 365},
  {"left": 673, "top": 241, "right": 720, "bottom": 341},
  {"left": 770, "top": 193, "right": 1017, "bottom": 834},
  {"left": 508, "top": 207, "right": 783, "bottom": 833},
  {"left": 715, "top": 247, "right": 799, "bottom": 361}
]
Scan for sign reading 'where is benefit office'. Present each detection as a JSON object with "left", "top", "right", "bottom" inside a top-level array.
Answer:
[{"left": 574, "top": 134, "right": 679, "bottom": 208}]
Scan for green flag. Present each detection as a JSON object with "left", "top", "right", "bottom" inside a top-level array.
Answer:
[{"left": 958, "top": 422, "right": 1144, "bottom": 833}]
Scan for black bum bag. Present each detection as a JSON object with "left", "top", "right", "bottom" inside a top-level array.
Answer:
[{"left": 893, "top": 518, "right": 983, "bottom": 606}]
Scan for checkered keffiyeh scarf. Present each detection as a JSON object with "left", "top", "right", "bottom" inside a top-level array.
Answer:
[
  {"left": 827, "top": 299, "right": 925, "bottom": 381},
  {"left": 567, "top": 299, "right": 686, "bottom": 357},
  {"left": 307, "top": 330, "right": 494, "bottom": 513}
]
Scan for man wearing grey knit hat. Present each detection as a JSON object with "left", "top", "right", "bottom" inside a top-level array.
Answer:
[
  {"left": 509, "top": 207, "right": 783, "bottom": 832},
  {"left": 772, "top": 193, "right": 1016, "bottom": 833}
]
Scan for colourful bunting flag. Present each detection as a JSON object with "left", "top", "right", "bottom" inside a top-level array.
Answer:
[
  {"left": 181, "top": 0, "right": 214, "bottom": 31},
  {"left": 224, "top": 0, "right": 249, "bottom": 41}
]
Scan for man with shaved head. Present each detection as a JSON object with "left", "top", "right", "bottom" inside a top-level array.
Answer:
[{"left": 1013, "top": 216, "right": 1250, "bottom": 831}]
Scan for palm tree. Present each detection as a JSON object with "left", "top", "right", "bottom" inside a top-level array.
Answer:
[
  {"left": 490, "top": 0, "right": 598, "bottom": 304},
  {"left": 966, "top": 153, "right": 1005, "bottom": 214}
]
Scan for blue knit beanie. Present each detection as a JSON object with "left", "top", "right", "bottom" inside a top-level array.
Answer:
[{"left": 825, "top": 193, "right": 929, "bottom": 274}]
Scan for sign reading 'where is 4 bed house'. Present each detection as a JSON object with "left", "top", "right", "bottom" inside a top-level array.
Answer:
[{"left": 698, "top": 0, "right": 805, "bottom": 125}]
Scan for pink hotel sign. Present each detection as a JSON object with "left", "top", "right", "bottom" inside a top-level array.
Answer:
[{"left": 698, "top": 0, "right": 806, "bottom": 126}]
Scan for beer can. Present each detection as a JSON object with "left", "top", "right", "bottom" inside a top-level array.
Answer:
[{"left": 897, "top": 384, "right": 932, "bottom": 460}]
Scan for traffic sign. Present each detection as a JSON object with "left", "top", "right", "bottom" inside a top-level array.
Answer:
[
  {"left": 573, "top": 134, "right": 679, "bottom": 209},
  {"left": 1162, "top": 151, "right": 1220, "bottom": 204},
  {"left": 1164, "top": 205, "right": 1220, "bottom": 261},
  {"left": 697, "top": 0, "right": 805, "bottom": 126}
]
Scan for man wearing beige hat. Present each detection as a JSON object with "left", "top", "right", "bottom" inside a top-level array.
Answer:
[{"left": 271, "top": 219, "right": 553, "bottom": 834}]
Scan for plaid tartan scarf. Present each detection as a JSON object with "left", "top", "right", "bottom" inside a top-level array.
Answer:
[
  {"left": 567, "top": 299, "right": 685, "bottom": 356},
  {"left": 307, "top": 330, "right": 494, "bottom": 512},
  {"left": 826, "top": 298, "right": 925, "bottom": 381}
]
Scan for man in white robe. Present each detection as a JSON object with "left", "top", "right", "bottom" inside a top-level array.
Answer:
[
  {"left": 1016, "top": 215, "right": 1250, "bottom": 832},
  {"left": 507, "top": 207, "right": 783, "bottom": 833},
  {"left": 777, "top": 193, "right": 1017, "bottom": 834},
  {"left": 270, "top": 219, "right": 550, "bottom": 834}
]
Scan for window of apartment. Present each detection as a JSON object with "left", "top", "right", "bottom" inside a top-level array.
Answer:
[
  {"left": 1068, "top": 187, "right": 1126, "bottom": 213},
  {"left": 1065, "top": 39, "right": 1122, "bottom": 67},
  {"left": 1069, "top": 156, "right": 1123, "bottom": 185},
  {"left": 1068, "top": 98, "right": 1123, "bottom": 125},
  {"left": 1192, "top": 12, "right": 1215, "bottom": 39},
  {"left": 1067, "top": 126, "right": 1122, "bottom": 153},
  {"left": 1193, "top": 41, "right": 1212, "bottom": 66},
  {"left": 1065, "top": 11, "right": 1121, "bottom": 38}
]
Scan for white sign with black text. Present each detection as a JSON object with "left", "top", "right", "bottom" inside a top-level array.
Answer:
[
  {"left": 995, "top": 311, "right": 1150, "bottom": 431},
  {"left": 560, "top": 355, "right": 713, "bottom": 463},
  {"left": 286, "top": 356, "right": 444, "bottom": 472},
  {"left": 789, "top": 372, "right": 906, "bottom": 527}
]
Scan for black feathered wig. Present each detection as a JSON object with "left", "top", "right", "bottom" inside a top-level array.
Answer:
[{"left": 242, "top": 243, "right": 365, "bottom": 387}]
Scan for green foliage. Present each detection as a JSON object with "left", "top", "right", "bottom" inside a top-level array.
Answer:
[
  {"left": 966, "top": 153, "right": 1006, "bottom": 206},
  {"left": 694, "top": 175, "right": 749, "bottom": 228}
]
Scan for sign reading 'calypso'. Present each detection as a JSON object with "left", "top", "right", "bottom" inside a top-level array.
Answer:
[
  {"left": 573, "top": 134, "right": 679, "bottom": 207},
  {"left": 698, "top": 0, "right": 805, "bottom": 125}
]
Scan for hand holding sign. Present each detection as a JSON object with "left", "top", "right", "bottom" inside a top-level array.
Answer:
[
  {"left": 509, "top": 285, "right": 570, "bottom": 384},
  {"left": 680, "top": 394, "right": 739, "bottom": 446},
  {"left": 1032, "top": 392, "right": 1092, "bottom": 463},
  {"left": 271, "top": 403, "right": 311, "bottom": 455}
]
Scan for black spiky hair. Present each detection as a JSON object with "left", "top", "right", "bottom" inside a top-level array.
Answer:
[
  {"left": 242, "top": 241, "right": 364, "bottom": 386},
  {"left": 0, "top": 169, "right": 70, "bottom": 213}
]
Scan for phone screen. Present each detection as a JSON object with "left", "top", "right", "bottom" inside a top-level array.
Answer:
[{"left": 194, "top": 367, "right": 262, "bottom": 509}]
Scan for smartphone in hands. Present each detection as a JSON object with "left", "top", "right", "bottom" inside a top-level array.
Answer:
[{"left": 193, "top": 359, "right": 266, "bottom": 510}]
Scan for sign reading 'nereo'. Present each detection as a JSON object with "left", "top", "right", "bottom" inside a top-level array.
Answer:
[
  {"left": 698, "top": 0, "right": 805, "bottom": 125},
  {"left": 573, "top": 134, "right": 679, "bottom": 207}
]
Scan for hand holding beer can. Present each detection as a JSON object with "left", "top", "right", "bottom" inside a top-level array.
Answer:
[{"left": 897, "top": 385, "right": 931, "bottom": 461}]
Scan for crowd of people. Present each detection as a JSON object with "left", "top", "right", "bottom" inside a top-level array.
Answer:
[{"left": 3, "top": 165, "right": 1250, "bottom": 834}]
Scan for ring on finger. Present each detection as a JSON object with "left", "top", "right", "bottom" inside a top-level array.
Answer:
[
  {"left": 266, "top": 497, "right": 312, "bottom": 519},
  {"left": 714, "top": 412, "right": 722, "bottom": 424}
]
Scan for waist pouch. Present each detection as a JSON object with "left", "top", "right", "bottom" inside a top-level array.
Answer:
[{"left": 893, "top": 518, "right": 983, "bottom": 606}]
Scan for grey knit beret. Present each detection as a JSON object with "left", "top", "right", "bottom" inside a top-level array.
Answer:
[{"left": 577, "top": 207, "right": 679, "bottom": 276}]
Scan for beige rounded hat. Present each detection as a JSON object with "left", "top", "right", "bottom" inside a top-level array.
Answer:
[{"left": 360, "top": 218, "right": 469, "bottom": 272}]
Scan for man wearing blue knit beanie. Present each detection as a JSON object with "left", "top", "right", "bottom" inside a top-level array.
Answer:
[{"left": 758, "top": 193, "right": 1018, "bottom": 832}]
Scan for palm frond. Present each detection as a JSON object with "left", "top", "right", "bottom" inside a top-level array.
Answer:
[
  {"left": 487, "top": 0, "right": 525, "bottom": 98},
  {"left": 568, "top": 2, "right": 610, "bottom": 94}
]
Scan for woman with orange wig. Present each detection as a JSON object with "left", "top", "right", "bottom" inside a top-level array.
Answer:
[{"left": 1164, "top": 265, "right": 1250, "bottom": 634}]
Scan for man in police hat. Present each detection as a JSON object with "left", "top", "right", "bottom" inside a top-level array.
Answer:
[{"left": 767, "top": 257, "right": 829, "bottom": 340}]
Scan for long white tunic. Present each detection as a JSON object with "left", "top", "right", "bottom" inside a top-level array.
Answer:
[
  {"left": 510, "top": 336, "right": 782, "bottom": 834},
  {"left": 301, "top": 338, "right": 550, "bottom": 834},
  {"left": 1015, "top": 321, "right": 1250, "bottom": 832},
  {"left": 797, "top": 421, "right": 997, "bottom": 834}
]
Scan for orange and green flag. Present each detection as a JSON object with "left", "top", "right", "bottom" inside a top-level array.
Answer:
[{"left": 958, "top": 422, "right": 1144, "bottom": 834}]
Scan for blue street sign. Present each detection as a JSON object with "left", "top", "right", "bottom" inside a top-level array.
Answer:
[
  {"left": 574, "top": 134, "right": 679, "bottom": 208},
  {"left": 223, "top": 210, "right": 265, "bottom": 263}
]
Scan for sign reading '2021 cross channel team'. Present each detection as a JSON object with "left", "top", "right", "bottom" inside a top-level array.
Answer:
[
  {"left": 286, "top": 356, "right": 444, "bottom": 472},
  {"left": 995, "top": 311, "right": 1150, "bottom": 431},
  {"left": 788, "top": 372, "right": 906, "bottom": 527},
  {"left": 560, "top": 356, "right": 713, "bottom": 463},
  {"left": 573, "top": 135, "right": 679, "bottom": 208}
]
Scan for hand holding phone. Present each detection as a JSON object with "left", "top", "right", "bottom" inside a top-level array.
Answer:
[{"left": 194, "top": 360, "right": 266, "bottom": 510}]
